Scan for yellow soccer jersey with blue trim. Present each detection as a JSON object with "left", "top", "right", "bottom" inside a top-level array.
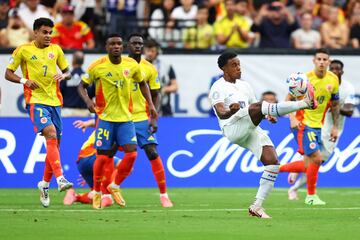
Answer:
[
  {"left": 299, "top": 70, "right": 339, "bottom": 128},
  {"left": 132, "top": 59, "right": 160, "bottom": 122},
  {"left": 82, "top": 56, "right": 143, "bottom": 122},
  {"left": 6, "top": 41, "right": 69, "bottom": 106}
]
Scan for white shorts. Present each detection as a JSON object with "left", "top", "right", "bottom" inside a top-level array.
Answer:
[
  {"left": 222, "top": 108, "right": 274, "bottom": 160},
  {"left": 321, "top": 130, "right": 342, "bottom": 161}
]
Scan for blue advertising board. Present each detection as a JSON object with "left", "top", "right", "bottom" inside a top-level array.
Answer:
[{"left": 0, "top": 117, "right": 359, "bottom": 188}]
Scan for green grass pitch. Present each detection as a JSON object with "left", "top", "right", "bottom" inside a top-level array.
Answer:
[{"left": 0, "top": 188, "right": 359, "bottom": 240}]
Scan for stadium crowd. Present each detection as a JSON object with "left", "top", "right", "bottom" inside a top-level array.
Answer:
[{"left": 0, "top": 0, "right": 359, "bottom": 49}]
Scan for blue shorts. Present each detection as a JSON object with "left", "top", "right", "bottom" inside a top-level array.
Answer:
[
  {"left": 77, "top": 154, "right": 121, "bottom": 188},
  {"left": 95, "top": 120, "right": 137, "bottom": 150},
  {"left": 134, "top": 120, "right": 158, "bottom": 148},
  {"left": 26, "top": 104, "right": 62, "bottom": 139},
  {"left": 291, "top": 125, "right": 322, "bottom": 155}
]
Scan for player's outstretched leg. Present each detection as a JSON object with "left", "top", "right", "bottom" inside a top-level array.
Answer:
[
  {"left": 261, "top": 83, "right": 317, "bottom": 117},
  {"left": 38, "top": 180, "right": 50, "bottom": 208}
]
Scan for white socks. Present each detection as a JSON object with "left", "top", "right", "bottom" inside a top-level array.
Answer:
[
  {"left": 160, "top": 193, "right": 168, "bottom": 198},
  {"left": 41, "top": 180, "right": 50, "bottom": 187},
  {"left": 261, "top": 101, "right": 308, "bottom": 117},
  {"left": 254, "top": 165, "right": 279, "bottom": 207},
  {"left": 291, "top": 173, "right": 307, "bottom": 191}
]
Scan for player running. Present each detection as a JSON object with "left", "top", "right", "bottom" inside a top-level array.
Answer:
[
  {"left": 78, "top": 33, "right": 158, "bottom": 209},
  {"left": 120, "top": 33, "right": 173, "bottom": 207},
  {"left": 279, "top": 48, "right": 340, "bottom": 205},
  {"left": 209, "top": 51, "right": 317, "bottom": 218},
  {"left": 5, "top": 17, "right": 73, "bottom": 208},
  {"left": 287, "top": 59, "right": 355, "bottom": 200}
]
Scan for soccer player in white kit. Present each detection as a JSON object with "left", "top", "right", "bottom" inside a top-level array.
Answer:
[
  {"left": 287, "top": 59, "right": 355, "bottom": 200},
  {"left": 209, "top": 51, "right": 318, "bottom": 218}
]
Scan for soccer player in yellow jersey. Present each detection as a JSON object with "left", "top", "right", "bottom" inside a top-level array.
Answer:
[
  {"left": 4, "top": 18, "right": 73, "bottom": 208},
  {"left": 114, "top": 33, "right": 173, "bottom": 207},
  {"left": 280, "top": 48, "right": 340, "bottom": 205},
  {"left": 78, "top": 33, "right": 158, "bottom": 209}
]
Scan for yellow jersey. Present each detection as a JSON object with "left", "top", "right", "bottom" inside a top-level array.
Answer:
[
  {"left": 183, "top": 24, "right": 214, "bottom": 49},
  {"left": 296, "top": 70, "right": 339, "bottom": 128},
  {"left": 213, "top": 15, "right": 250, "bottom": 48},
  {"left": 7, "top": 41, "right": 69, "bottom": 106},
  {"left": 82, "top": 56, "right": 143, "bottom": 122},
  {"left": 132, "top": 59, "right": 160, "bottom": 122},
  {"left": 77, "top": 131, "right": 96, "bottom": 161}
]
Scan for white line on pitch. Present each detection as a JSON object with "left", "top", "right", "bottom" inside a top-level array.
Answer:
[{"left": 0, "top": 207, "right": 360, "bottom": 213}]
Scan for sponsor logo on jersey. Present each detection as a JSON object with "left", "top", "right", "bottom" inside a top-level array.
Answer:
[
  {"left": 147, "top": 136, "right": 155, "bottom": 141},
  {"left": 131, "top": 136, "right": 137, "bottom": 142},
  {"left": 9, "top": 57, "right": 14, "bottom": 64},
  {"left": 30, "top": 55, "right": 37, "bottom": 60},
  {"left": 106, "top": 72, "right": 112, "bottom": 77}
]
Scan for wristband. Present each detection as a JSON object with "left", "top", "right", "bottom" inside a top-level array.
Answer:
[{"left": 20, "top": 78, "right": 28, "bottom": 84}]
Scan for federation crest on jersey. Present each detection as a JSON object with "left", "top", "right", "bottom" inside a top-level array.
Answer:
[
  {"left": 40, "top": 117, "right": 48, "bottom": 124},
  {"left": 212, "top": 91, "right": 220, "bottom": 100},
  {"left": 123, "top": 69, "right": 130, "bottom": 77},
  {"left": 309, "top": 142, "right": 316, "bottom": 149},
  {"left": 96, "top": 140, "right": 102, "bottom": 147},
  {"left": 326, "top": 84, "right": 333, "bottom": 92},
  {"left": 48, "top": 52, "right": 55, "bottom": 59}
]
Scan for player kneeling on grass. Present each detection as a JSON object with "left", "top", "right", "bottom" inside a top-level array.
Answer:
[{"left": 209, "top": 51, "right": 317, "bottom": 218}]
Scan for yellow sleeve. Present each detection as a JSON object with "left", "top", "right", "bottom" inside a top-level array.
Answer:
[
  {"left": 149, "top": 66, "right": 160, "bottom": 90},
  {"left": 332, "top": 77, "right": 339, "bottom": 95},
  {"left": 82, "top": 66, "right": 95, "bottom": 85},
  {"left": 132, "top": 63, "right": 143, "bottom": 83},
  {"left": 55, "top": 44, "right": 69, "bottom": 71},
  {"left": 6, "top": 46, "right": 23, "bottom": 71}
]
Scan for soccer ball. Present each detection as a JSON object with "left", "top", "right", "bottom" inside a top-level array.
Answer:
[{"left": 286, "top": 72, "right": 308, "bottom": 97}]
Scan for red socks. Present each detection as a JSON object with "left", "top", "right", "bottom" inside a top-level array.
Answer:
[
  {"left": 114, "top": 152, "right": 137, "bottom": 185},
  {"left": 279, "top": 160, "right": 306, "bottom": 173},
  {"left": 43, "top": 156, "right": 53, "bottom": 182},
  {"left": 150, "top": 157, "right": 167, "bottom": 194},
  {"left": 46, "top": 139, "right": 63, "bottom": 178},
  {"left": 93, "top": 155, "right": 112, "bottom": 192},
  {"left": 76, "top": 192, "right": 92, "bottom": 204},
  {"left": 101, "top": 157, "right": 114, "bottom": 194},
  {"left": 306, "top": 162, "right": 320, "bottom": 195}
]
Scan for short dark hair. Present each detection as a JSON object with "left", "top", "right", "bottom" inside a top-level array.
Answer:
[
  {"left": 33, "top": 17, "right": 53, "bottom": 31},
  {"left": 262, "top": 91, "right": 277, "bottom": 97},
  {"left": 330, "top": 59, "right": 344, "bottom": 69},
  {"left": 315, "top": 48, "right": 330, "bottom": 56},
  {"left": 144, "top": 39, "right": 160, "bottom": 49},
  {"left": 106, "top": 33, "right": 122, "bottom": 40},
  {"left": 218, "top": 51, "right": 237, "bottom": 69},
  {"left": 127, "top": 33, "right": 144, "bottom": 41}
]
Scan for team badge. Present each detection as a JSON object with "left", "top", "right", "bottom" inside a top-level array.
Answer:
[
  {"left": 96, "top": 140, "right": 102, "bottom": 147},
  {"left": 123, "top": 69, "right": 130, "bottom": 77},
  {"left": 9, "top": 57, "right": 14, "bottom": 64},
  {"left": 326, "top": 84, "right": 333, "bottom": 92},
  {"left": 48, "top": 52, "right": 54, "bottom": 59},
  {"left": 40, "top": 117, "right": 48, "bottom": 124},
  {"left": 212, "top": 91, "right": 219, "bottom": 100},
  {"left": 309, "top": 142, "right": 316, "bottom": 149}
]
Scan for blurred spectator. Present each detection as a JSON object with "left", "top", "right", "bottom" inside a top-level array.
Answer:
[
  {"left": 149, "top": 0, "right": 179, "bottom": 46},
  {"left": 350, "top": 2, "right": 360, "bottom": 48},
  {"left": 60, "top": 51, "right": 95, "bottom": 117},
  {"left": 144, "top": 39, "right": 178, "bottom": 116},
  {"left": 320, "top": 6, "right": 348, "bottom": 49},
  {"left": 170, "top": 0, "right": 198, "bottom": 28},
  {"left": 183, "top": 5, "right": 214, "bottom": 49},
  {"left": 0, "top": 0, "right": 9, "bottom": 30},
  {"left": 0, "top": 9, "right": 31, "bottom": 47},
  {"left": 291, "top": 12, "right": 321, "bottom": 49},
  {"left": 214, "top": 0, "right": 250, "bottom": 48},
  {"left": 302, "top": 0, "right": 322, "bottom": 30},
  {"left": 107, "top": 0, "right": 138, "bottom": 39},
  {"left": 52, "top": 5, "right": 95, "bottom": 50},
  {"left": 286, "top": 0, "right": 305, "bottom": 24},
  {"left": 17, "top": 0, "right": 52, "bottom": 30},
  {"left": 260, "top": 91, "right": 278, "bottom": 103},
  {"left": 235, "top": 0, "right": 256, "bottom": 46},
  {"left": 144, "top": 0, "right": 162, "bottom": 20},
  {"left": 251, "top": 1, "right": 298, "bottom": 48}
]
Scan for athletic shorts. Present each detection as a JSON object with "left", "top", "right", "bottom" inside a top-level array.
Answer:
[
  {"left": 77, "top": 155, "right": 122, "bottom": 188},
  {"left": 134, "top": 120, "right": 158, "bottom": 148},
  {"left": 222, "top": 107, "right": 274, "bottom": 160},
  {"left": 291, "top": 125, "right": 322, "bottom": 155},
  {"left": 26, "top": 104, "right": 62, "bottom": 138},
  {"left": 94, "top": 119, "right": 137, "bottom": 150}
]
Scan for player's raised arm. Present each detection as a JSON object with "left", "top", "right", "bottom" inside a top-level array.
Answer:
[{"left": 213, "top": 102, "right": 240, "bottom": 119}]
